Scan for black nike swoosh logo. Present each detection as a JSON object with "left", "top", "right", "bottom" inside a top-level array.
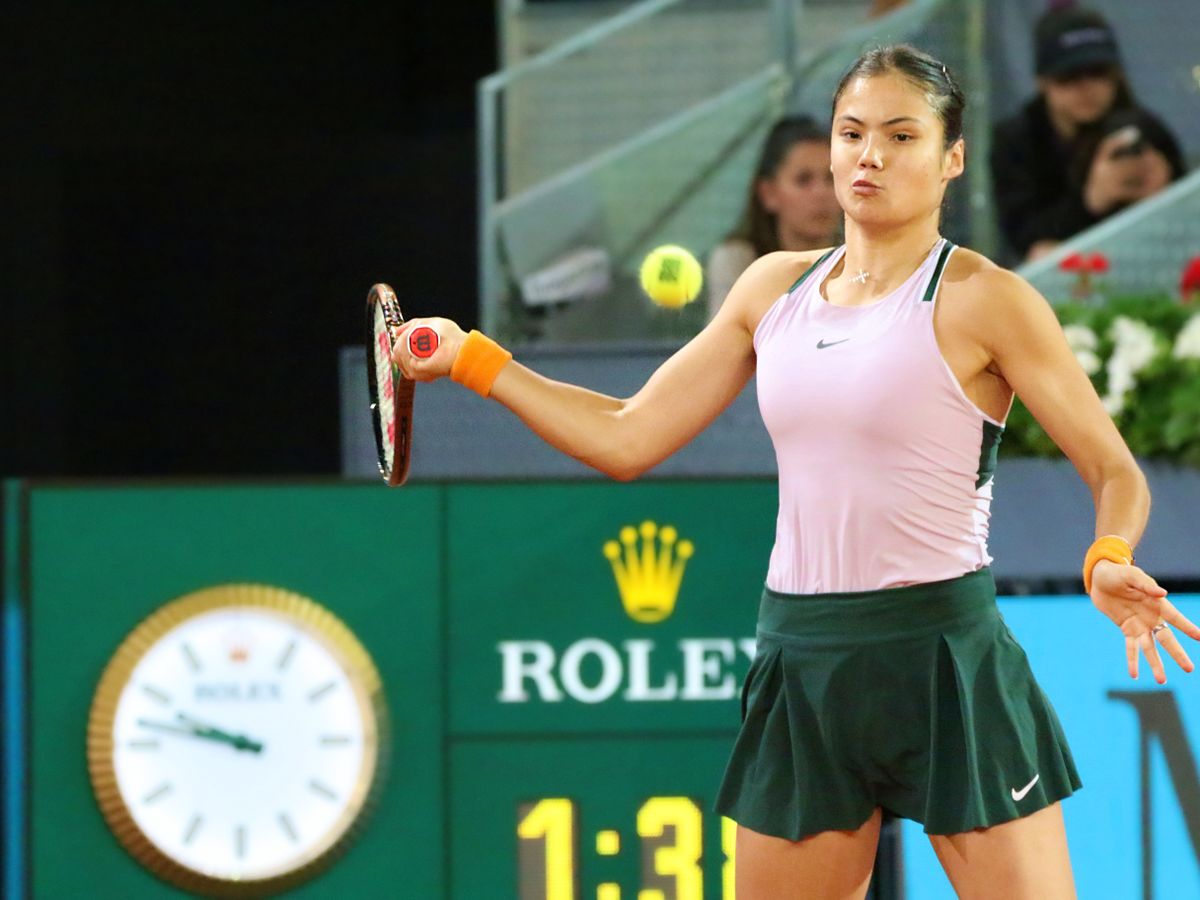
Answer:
[{"left": 816, "top": 338, "right": 850, "bottom": 349}]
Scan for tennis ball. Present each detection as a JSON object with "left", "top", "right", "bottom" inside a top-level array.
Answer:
[{"left": 639, "top": 245, "right": 703, "bottom": 308}]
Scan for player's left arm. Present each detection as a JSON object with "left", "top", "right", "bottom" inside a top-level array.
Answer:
[
  {"left": 970, "top": 268, "right": 1145, "bottom": 539},
  {"left": 965, "top": 266, "right": 1200, "bottom": 681}
]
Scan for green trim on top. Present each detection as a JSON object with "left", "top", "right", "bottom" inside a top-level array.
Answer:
[
  {"left": 921, "top": 241, "right": 956, "bottom": 302},
  {"left": 787, "top": 249, "right": 836, "bottom": 293},
  {"left": 976, "top": 421, "right": 1004, "bottom": 489}
]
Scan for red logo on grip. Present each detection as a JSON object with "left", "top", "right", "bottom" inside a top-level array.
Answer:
[{"left": 409, "top": 327, "right": 439, "bottom": 359}]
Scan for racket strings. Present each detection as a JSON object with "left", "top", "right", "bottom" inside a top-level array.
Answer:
[{"left": 366, "top": 284, "right": 414, "bottom": 485}]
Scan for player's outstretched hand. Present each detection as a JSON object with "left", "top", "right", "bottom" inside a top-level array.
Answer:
[
  {"left": 1089, "top": 560, "right": 1200, "bottom": 684},
  {"left": 390, "top": 318, "right": 466, "bottom": 383}
]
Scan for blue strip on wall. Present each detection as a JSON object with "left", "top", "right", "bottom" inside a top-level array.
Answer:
[{"left": 3, "top": 479, "right": 26, "bottom": 899}]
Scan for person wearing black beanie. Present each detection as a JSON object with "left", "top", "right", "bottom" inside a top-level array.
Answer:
[{"left": 990, "top": 5, "right": 1185, "bottom": 262}]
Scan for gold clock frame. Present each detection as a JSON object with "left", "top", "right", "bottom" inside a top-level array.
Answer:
[{"left": 86, "top": 584, "right": 390, "bottom": 899}]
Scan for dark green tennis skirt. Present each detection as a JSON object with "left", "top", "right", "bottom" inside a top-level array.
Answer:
[{"left": 713, "top": 568, "right": 1081, "bottom": 840}]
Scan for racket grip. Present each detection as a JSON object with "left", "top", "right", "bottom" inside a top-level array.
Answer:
[{"left": 407, "top": 326, "right": 440, "bottom": 359}]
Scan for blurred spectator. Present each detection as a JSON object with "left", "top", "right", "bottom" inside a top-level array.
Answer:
[
  {"left": 706, "top": 116, "right": 841, "bottom": 317},
  {"left": 1068, "top": 106, "right": 1183, "bottom": 214},
  {"left": 868, "top": 0, "right": 911, "bottom": 17},
  {"left": 990, "top": 5, "right": 1185, "bottom": 262}
]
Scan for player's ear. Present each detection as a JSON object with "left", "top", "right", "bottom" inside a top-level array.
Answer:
[{"left": 943, "top": 137, "right": 965, "bottom": 181}]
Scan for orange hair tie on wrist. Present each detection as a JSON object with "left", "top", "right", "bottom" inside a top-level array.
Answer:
[
  {"left": 1083, "top": 535, "right": 1134, "bottom": 593},
  {"left": 450, "top": 330, "right": 512, "bottom": 398}
]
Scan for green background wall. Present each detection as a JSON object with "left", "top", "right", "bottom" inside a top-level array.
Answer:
[
  {"left": 25, "top": 484, "right": 445, "bottom": 898},
  {"left": 10, "top": 479, "right": 779, "bottom": 898}
]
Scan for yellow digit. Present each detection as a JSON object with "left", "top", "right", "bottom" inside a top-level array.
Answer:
[
  {"left": 517, "top": 798, "right": 577, "bottom": 900},
  {"left": 721, "top": 817, "right": 737, "bottom": 899},
  {"left": 636, "top": 796, "right": 703, "bottom": 900}
]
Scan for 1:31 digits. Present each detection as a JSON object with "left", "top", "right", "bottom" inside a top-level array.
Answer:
[{"left": 517, "top": 797, "right": 737, "bottom": 899}]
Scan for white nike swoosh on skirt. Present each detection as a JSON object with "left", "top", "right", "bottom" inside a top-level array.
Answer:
[{"left": 1011, "top": 773, "right": 1040, "bottom": 801}]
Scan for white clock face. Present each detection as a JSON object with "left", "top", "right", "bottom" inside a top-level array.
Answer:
[{"left": 107, "top": 606, "right": 379, "bottom": 882}]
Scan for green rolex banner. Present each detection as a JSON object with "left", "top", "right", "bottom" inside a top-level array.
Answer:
[{"left": 446, "top": 480, "right": 776, "bottom": 736}]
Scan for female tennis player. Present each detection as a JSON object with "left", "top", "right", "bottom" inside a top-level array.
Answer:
[{"left": 394, "top": 45, "right": 1200, "bottom": 899}]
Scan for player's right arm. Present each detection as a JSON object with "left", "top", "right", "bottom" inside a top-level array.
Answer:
[{"left": 396, "top": 251, "right": 813, "bottom": 480}]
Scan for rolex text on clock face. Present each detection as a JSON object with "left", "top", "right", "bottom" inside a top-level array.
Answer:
[{"left": 108, "top": 605, "right": 378, "bottom": 882}]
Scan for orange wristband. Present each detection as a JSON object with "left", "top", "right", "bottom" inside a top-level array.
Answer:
[
  {"left": 450, "top": 330, "right": 512, "bottom": 398},
  {"left": 1083, "top": 535, "right": 1133, "bottom": 593}
]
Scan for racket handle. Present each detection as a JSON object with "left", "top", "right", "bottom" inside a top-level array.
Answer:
[{"left": 407, "top": 326, "right": 440, "bottom": 359}]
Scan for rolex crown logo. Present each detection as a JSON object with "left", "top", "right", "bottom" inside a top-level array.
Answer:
[
  {"left": 603, "top": 520, "right": 694, "bottom": 623},
  {"left": 223, "top": 629, "right": 254, "bottom": 664}
]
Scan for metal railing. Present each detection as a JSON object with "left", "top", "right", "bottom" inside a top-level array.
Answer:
[
  {"left": 477, "top": 0, "right": 993, "bottom": 343},
  {"left": 478, "top": 0, "right": 794, "bottom": 338},
  {"left": 1017, "top": 168, "right": 1200, "bottom": 303}
]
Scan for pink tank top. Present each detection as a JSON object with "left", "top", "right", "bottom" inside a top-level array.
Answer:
[{"left": 754, "top": 239, "right": 1006, "bottom": 593}]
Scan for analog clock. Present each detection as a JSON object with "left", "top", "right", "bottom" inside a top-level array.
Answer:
[{"left": 87, "top": 584, "right": 388, "bottom": 897}]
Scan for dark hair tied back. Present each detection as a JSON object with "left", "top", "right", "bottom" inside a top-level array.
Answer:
[{"left": 832, "top": 44, "right": 965, "bottom": 149}]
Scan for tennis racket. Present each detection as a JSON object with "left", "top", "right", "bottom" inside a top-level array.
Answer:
[{"left": 365, "top": 284, "right": 438, "bottom": 486}]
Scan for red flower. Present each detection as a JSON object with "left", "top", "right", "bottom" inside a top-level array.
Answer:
[
  {"left": 1181, "top": 256, "right": 1200, "bottom": 297},
  {"left": 1086, "top": 252, "right": 1110, "bottom": 274},
  {"left": 1059, "top": 252, "right": 1085, "bottom": 272}
]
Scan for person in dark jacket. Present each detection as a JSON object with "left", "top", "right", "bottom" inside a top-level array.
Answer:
[{"left": 990, "top": 5, "right": 1185, "bottom": 262}]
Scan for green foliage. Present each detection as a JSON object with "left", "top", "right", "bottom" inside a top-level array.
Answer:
[{"left": 999, "top": 295, "right": 1200, "bottom": 467}]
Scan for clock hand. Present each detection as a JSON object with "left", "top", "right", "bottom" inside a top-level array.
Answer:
[
  {"left": 136, "top": 718, "right": 198, "bottom": 738},
  {"left": 176, "top": 713, "right": 265, "bottom": 754},
  {"left": 135, "top": 715, "right": 264, "bottom": 754}
]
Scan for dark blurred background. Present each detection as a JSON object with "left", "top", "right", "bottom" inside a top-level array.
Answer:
[{"left": 2, "top": 2, "right": 495, "bottom": 477}]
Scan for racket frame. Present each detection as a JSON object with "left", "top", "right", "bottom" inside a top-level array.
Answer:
[{"left": 365, "top": 283, "right": 415, "bottom": 486}]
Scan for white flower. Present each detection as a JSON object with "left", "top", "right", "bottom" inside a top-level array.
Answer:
[
  {"left": 1101, "top": 392, "right": 1126, "bottom": 416},
  {"left": 1107, "top": 359, "right": 1136, "bottom": 398},
  {"left": 1173, "top": 314, "right": 1200, "bottom": 360},
  {"left": 1075, "top": 349, "right": 1101, "bottom": 375},
  {"left": 1063, "top": 324, "right": 1099, "bottom": 351},
  {"left": 1108, "top": 316, "right": 1159, "bottom": 374},
  {"left": 1063, "top": 324, "right": 1102, "bottom": 374},
  {"left": 1101, "top": 316, "right": 1161, "bottom": 419}
]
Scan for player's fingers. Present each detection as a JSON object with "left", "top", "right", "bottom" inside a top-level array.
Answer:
[
  {"left": 1126, "top": 635, "right": 1138, "bottom": 680},
  {"left": 395, "top": 350, "right": 421, "bottom": 382},
  {"left": 1122, "top": 565, "right": 1168, "bottom": 598},
  {"left": 1161, "top": 599, "right": 1200, "bottom": 641},
  {"left": 1156, "top": 627, "right": 1195, "bottom": 674},
  {"left": 1141, "top": 632, "right": 1167, "bottom": 684},
  {"left": 408, "top": 355, "right": 432, "bottom": 381},
  {"left": 407, "top": 354, "right": 446, "bottom": 384},
  {"left": 390, "top": 326, "right": 413, "bottom": 368}
]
